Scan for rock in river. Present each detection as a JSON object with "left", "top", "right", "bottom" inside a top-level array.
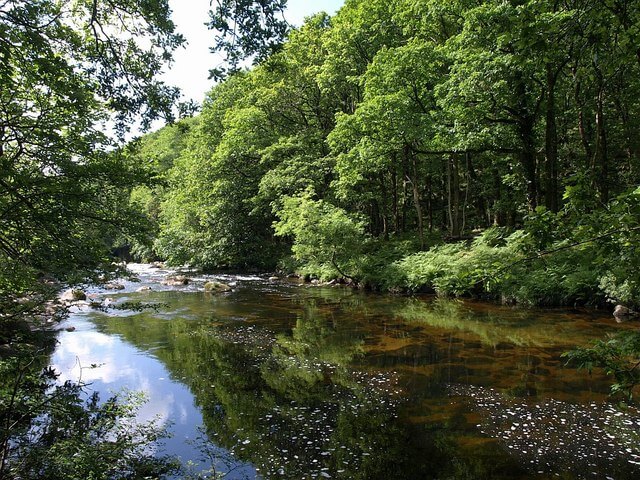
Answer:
[
  {"left": 204, "top": 281, "right": 232, "bottom": 293},
  {"left": 61, "top": 288, "right": 86, "bottom": 302},
  {"left": 162, "top": 275, "right": 190, "bottom": 286},
  {"left": 613, "top": 304, "right": 638, "bottom": 321}
]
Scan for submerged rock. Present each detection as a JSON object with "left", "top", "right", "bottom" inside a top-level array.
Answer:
[
  {"left": 204, "top": 281, "right": 232, "bottom": 293},
  {"left": 61, "top": 288, "right": 86, "bottom": 302}
]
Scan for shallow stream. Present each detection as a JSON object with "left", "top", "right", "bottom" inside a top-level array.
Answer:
[{"left": 51, "top": 264, "right": 640, "bottom": 479}]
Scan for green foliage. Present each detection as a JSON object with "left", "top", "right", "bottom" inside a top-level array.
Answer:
[
  {"left": 385, "top": 224, "right": 606, "bottom": 306},
  {"left": 274, "top": 192, "right": 367, "bottom": 280},
  {"left": 592, "top": 188, "right": 640, "bottom": 309},
  {"left": 397, "top": 240, "right": 513, "bottom": 296},
  {"left": 522, "top": 207, "right": 562, "bottom": 252},
  {"left": 355, "top": 235, "right": 427, "bottom": 291},
  {"left": 0, "top": 0, "right": 184, "bottom": 310},
  {"left": 126, "top": 0, "right": 640, "bottom": 316},
  {"left": 564, "top": 332, "right": 640, "bottom": 401},
  {"left": 207, "top": 0, "right": 290, "bottom": 80}
]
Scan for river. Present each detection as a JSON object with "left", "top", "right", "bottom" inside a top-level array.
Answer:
[{"left": 51, "top": 264, "right": 640, "bottom": 479}]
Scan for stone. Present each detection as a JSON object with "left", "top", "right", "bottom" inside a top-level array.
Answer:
[
  {"left": 204, "top": 281, "right": 232, "bottom": 293},
  {"left": 103, "top": 282, "right": 125, "bottom": 290},
  {"left": 613, "top": 304, "right": 638, "bottom": 321},
  {"left": 136, "top": 286, "right": 152, "bottom": 292},
  {"left": 268, "top": 276, "right": 279, "bottom": 281},
  {"left": 614, "top": 305, "right": 631, "bottom": 316},
  {"left": 61, "top": 288, "right": 86, "bottom": 302},
  {"left": 162, "top": 275, "right": 189, "bottom": 286}
]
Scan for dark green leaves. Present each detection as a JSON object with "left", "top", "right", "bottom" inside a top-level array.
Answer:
[{"left": 208, "top": 0, "right": 290, "bottom": 80}]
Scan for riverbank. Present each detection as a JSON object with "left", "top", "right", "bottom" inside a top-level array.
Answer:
[{"left": 279, "top": 226, "right": 639, "bottom": 316}]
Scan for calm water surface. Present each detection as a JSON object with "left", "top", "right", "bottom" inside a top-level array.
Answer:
[{"left": 51, "top": 265, "right": 640, "bottom": 479}]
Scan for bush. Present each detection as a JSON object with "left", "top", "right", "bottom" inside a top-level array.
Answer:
[{"left": 395, "top": 237, "right": 515, "bottom": 297}]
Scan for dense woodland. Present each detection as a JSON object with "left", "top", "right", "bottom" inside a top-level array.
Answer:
[{"left": 130, "top": 0, "right": 640, "bottom": 309}]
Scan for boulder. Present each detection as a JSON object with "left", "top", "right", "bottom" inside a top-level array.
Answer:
[
  {"left": 136, "top": 286, "right": 152, "bottom": 292},
  {"left": 61, "top": 288, "right": 86, "bottom": 302},
  {"left": 204, "top": 281, "right": 232, "bottom": 293},
  {"left": 103, "top": 282, "right": 125, "bottom": 290},
  {"left": 613, "top": 304, "right": 638, "bottom": 321},
  {"left": 268, "top": 276, "right": 279, "bottom": 281},
  {"left": 162, "top": 275, "right": 189, "bottom": 286}
]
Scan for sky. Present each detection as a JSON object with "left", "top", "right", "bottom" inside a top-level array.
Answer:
[{"left": 164, "top": 0, "right": 346, "bottom": 105}]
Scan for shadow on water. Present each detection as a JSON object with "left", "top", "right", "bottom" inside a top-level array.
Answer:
[{"left": 56, "top": 270, "right": 640, "bottom": 479}]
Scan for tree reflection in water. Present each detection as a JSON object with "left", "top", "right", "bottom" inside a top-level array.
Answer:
[{"left": 87, "top": 284, "right": 633, "bottom": 479}]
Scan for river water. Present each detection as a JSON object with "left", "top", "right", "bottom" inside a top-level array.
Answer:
[{"left": 51, "top": 264, "right": 640, "bottom": 479}]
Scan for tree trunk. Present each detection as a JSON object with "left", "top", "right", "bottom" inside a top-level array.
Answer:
[
  {"left": 407, "top": 147, "right": 425, "bottom": 249},
  {"left": 514, "top": 77, "right": 538, "bottom": 211},
  {"left": 447, "top": 155, "right": 461, "bottom": 237},
  {"left": 465, "top": 152, "right": 488, "bottom": 227},
  {"left": 544, "top": 63, "right": 559, "bottom": 212},
  {"left": 519, "top": 115, "right": 538, "bottom": 211},
  {"left": 426, "top": 175, "right": 433, "bottom": 232},
  {"left": 391, "top": 164, "right": 399, "bottom": 233},
  {"left": 574, "top": 76, "right": 593, "bottom": 160},
  {"left": 462, "top": 153, "right": 470, "bottom": 233},
  {"left": 379, "top": 172, "right": 389, "bottom": 239},
  {"left": 401, "top": 153, "right": 408, "bottom": 232},
  {"left": 594, "top": 87, "right": 609, "bottom": 203}
]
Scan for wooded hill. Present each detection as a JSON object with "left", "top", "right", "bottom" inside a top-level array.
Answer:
[{"left": 128, "top": 0, "right": 640, "bottom": 308}]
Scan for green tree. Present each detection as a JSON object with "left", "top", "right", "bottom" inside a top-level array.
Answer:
[
  {"left": 274, "top": 191, "right": 367, "bottom": 281},
  {"left": 208, "top": 0, "right": 290, "bottom": 80},
  {"left": 0, "top": 0, "right": 187, "bottom": 331}
]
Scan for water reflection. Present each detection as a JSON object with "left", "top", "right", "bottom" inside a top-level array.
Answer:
[
  {"left": 450, "top": 384, "right": 640, "bottom": 478},
  {"left": 51, "top": 313, "right": 257, "bottom": 477},
  {"left": 52, "top": 270, "right": 640, "bottom": 479}
]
